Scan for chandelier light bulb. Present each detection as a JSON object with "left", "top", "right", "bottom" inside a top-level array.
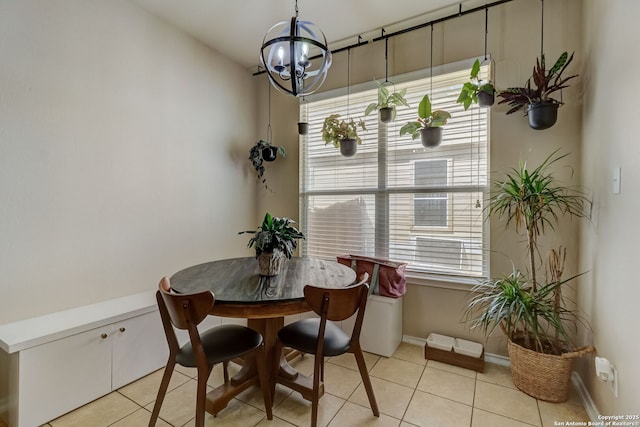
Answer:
[{"left": 260, "top": 12, "right": 331, "bottom": 97}]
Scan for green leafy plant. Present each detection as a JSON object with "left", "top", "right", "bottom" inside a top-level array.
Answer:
[
  {"left": 364, "top": 81, "right": 410, "bottom": 117},
  {"left": 399, "top": 94, "right": 451, "bottom": 140},
  {"left": 498, "top": 51, "right": 578, "bottom": 115},
  {"left": 321, "top": 114, "right": 366, "bottom": 148},
  {"left": 249, "top": 139, "right": 286, "bottom": 189},
  {"left": 457, "top": 59, "right": 495, "bottom": 110},
  {"left": 239, "top": 212, "right": 305, "bottom": 259},
  {"left": 466, "top": 151, "right": 591, "bottom": 354}
]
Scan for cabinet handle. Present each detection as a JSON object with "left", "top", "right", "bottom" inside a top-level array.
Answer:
[
  {"left": 119, "top": 327, "right": 126, "bottom": 333},
  {"left": 101, "top": 333, "right": 108, "bottom": 339}
]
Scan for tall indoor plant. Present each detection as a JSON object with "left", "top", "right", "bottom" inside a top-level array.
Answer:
[
  {"left": 399, "top": 94, "right": 451, "bottom": 148},
  {"left": 497, "top": 51, "right": 578, "bottom": 130},
  {"left": 239, "top": 212, "right": 305, "bottom": 276},
  {"left": 466, "top": 151, "right": 593, "bottom": 402}
]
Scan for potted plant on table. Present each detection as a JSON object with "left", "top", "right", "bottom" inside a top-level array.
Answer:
[
  {"left": 364, "top": 80, "right": 411, "bottom": 123},
  {"left": 321, "top": 113, "right": 366, "bottom": 157},
  {"left": 465, "top": 150, "right": 593, "bottom": 402},
  {"left": 497, "top": 51, "right": 578, "bottom": 130},
  {"left": 457, "top": 58, "right": 495, "bottom": 110},
  {"left": 239, "top": 212, "right": 305, "bottom": 277},
  {"left": 399, "top": 94, "right": 451, "bottom": 148},
  {"left": 249, "top": 139, "right": 287, "bottom": 190}
]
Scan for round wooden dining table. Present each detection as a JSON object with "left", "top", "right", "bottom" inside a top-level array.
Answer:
[{"left": 170, "top": 256, "right": 356, "bottom": 414}]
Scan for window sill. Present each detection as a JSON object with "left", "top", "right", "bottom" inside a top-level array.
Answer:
[{"left": 405, "top": 270, "right": 483, "bottom": 291}]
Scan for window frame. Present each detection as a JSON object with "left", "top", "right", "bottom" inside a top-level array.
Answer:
[{"left": 299, "top": 57, "right": 491, "bottom": 282}]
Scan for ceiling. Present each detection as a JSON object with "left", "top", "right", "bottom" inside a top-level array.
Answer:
[{"left": 131, "top": 0, "right": 484, "bottom": 70}]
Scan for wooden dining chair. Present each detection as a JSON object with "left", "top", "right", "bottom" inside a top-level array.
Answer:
[
  {"left": 149, "top": 277, "right": 272, "bottom": 427},
  {"left": 271, "top": 273, "right": 379, "bottom": 427}
]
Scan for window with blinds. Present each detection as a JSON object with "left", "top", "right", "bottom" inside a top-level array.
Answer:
[{"left": 299, "top": 59, "right": 489, "bottom": 279}]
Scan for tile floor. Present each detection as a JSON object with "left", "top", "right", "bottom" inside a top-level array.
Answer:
[{"left": 13, "top": 343, "right": 590, "bottom": 427}]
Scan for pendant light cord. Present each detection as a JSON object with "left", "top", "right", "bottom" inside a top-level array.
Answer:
[
  {"left": 484, "top": 6, "right": 488, "bottom": 61},
  {"left": 267, "top": 82, "right": 272, "bottom": 142},
  {"left": 540, "top": 0, "right": 544, "bottom": 59},
  {"left": 347, "top": 47, "right": 351, "bottom": 117},
  {"left": 384, "top": 36, "right": 389, "bottom": 83},
  {"left": 429, "top": 24, "right": 433, "bottom": 98}
]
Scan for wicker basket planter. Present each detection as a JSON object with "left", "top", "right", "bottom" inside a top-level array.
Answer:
[{"left": 508, "top": 339, "right": 594, "bottom": 402}]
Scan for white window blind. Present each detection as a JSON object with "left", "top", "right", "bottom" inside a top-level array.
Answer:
[{"left": 300, "top": 59, "right": 489, "bottom": 278}]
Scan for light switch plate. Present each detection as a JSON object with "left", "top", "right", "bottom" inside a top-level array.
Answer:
[{"left": 613, "top": 167, "right": 621, "bottom": 194}]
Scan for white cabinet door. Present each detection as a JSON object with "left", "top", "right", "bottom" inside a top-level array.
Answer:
[
  {"left": 18, "top": 325, "right": 112, "bottom": 427},
  {"left": 111, "top": 311, "right": 168, "bottom": 390}
]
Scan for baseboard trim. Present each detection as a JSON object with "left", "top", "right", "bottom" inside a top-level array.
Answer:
[
  {"left": 402, "top": 334, "right": 599, "bottom": 420},
  {"left": 572, "top": 372, "right": 600, "bottom": 422}
]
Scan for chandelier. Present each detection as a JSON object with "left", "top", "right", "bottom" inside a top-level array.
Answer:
[{"left": 259, "top": 1, "right": 332, "bottom": 97}]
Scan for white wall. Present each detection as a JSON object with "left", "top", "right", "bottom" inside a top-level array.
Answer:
[
  {"left": 579, "top": 0, "right": 640, "bottom": 415},
  {"left": 0, "top": 0, "right": 258, "bottom": 324}
]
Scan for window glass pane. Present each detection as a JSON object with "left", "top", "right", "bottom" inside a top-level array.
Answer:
[{"left": 304, "top": 195, "right": 376, "bottom": 259}]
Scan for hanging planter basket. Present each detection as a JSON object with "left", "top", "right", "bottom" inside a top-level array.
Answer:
[
  {"left": 420, "top": 127, "right": 443, "bottom": 148},
  {"left": 297, "top": 122, "right": 309, "bottom": 135},
  {"left": 478, "top": 90, "right": 495, "bottom": 108},
  {"left": 379, "top": 107, "right": 394, "bottom": 123},
  {"left": 527, "top": 101, "right": 558, "bottom": 130},
  {"left": 261, "top": 146, "right": 278, "bottom": 162},
  {"left": 339, "top": 138, "right": 358, "bottom": 157}
]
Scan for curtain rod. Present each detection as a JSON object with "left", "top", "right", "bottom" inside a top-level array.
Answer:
[{"left": 253, "top": 0, "right": 515, "bottom": 76}]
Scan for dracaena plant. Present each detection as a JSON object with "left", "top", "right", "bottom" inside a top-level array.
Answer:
[
  {"left": 498, "top": 51, "right": 578, "bottom": 115},
  {"left": 399, "top": 94, "right": 451, "bottom": 139},
  {"left": 465, "top": 150, "right": 592, "bottom": 354}
]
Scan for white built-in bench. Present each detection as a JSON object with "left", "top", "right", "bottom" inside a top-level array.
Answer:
[{"left": 0, "top": 291, "right": 168, "bottom": 427}]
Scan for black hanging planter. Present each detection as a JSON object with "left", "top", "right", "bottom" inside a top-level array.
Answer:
[
  {"left": 339, "top": 138, "right": 357, "bottom": 157},
  {"left": 297, "top": 122, "right": 309, "bottom": 135},
  {"left": 527, "top": 101, "right": 558, "bottom": 130},
  {"left": 261, "top": 146, "right": 278, "bottom": 162},
  {"left": 379, "top": 107, "right": 394, "bottom": 123},
  {"left": 478, "top": 91, "right": 495, "bottom": 108},
  {"left": 420, "top": 127, "right": 443, "bottom": 148}
]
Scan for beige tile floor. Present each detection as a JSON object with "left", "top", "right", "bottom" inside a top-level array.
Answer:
[{"left": 11, "top": 343, "right": 590, "bottom": 427}]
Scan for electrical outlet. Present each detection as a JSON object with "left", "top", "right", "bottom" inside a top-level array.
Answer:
[{"left": 610, "top": 364, "right": 619, "bottom": 397}]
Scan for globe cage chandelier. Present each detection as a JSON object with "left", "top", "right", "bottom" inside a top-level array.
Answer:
[{"left": 260, "top": 0, "right": 332, "bottom": 97}]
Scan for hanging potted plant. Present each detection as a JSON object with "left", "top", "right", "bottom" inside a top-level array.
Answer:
[
  {"left": 298, "top": 97, "right": 309, "bottom": 135},
  {"left": 399, "top": 94, "right": 451, "bottom": 148},
  {"left": 249, "top": 139, "right": 286, "bottom": 190},
  {"left": 457, "top": 59, "right": 495, "bottom": 110},
  {"left": 238, "top": 212, "right": 305, "bottom": 276},
  {"left": 465, "top": 151, "right": 593, "bottom": 402},
  {"left": 321, "top": 113, "right": 366, "bottom": 157},
  {"left": 364, "top": 81, "right": 411, "bottom": 123},
  {"left": 497, "top": 51, "right": 578, "bottom": 130}
]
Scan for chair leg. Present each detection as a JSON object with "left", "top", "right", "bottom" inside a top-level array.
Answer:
[
  {"left": 148, "top": 358, "right": 176, "bottom": 427},
  {"left": 353, "top": 347, "right": 379, "bottom": 417},
  {"left": 255, "top": 343, "right": 273, "bottom": 420},
  {"left": 222, "top": 360, "right": 229, "bottom": 384},
  {"left": 194, "top": 364, "right": 213, "bottom": 427},
  {"left": 310, "top": 353, "right": 324, "bottom": 427}
]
